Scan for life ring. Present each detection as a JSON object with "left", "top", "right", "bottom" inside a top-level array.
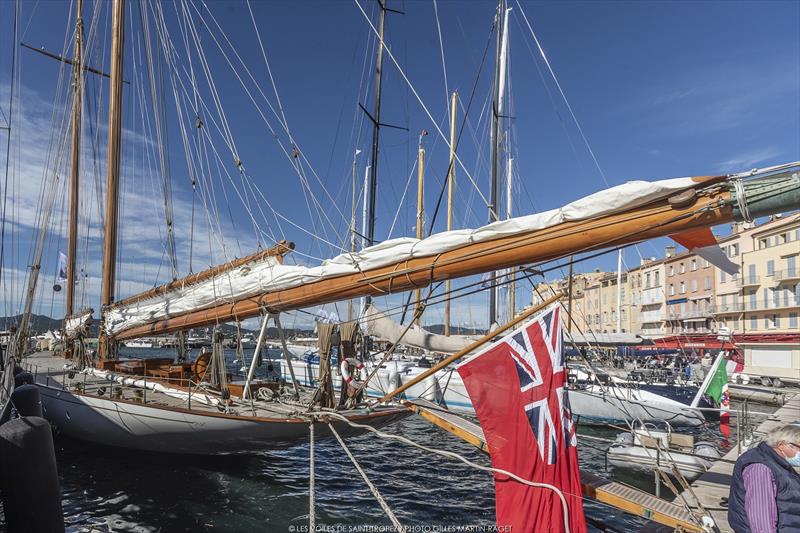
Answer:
[{"left": 340, "top": 357, "right": 367, "bottom": 388}]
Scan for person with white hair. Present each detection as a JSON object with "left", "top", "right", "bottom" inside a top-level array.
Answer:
[{"left": 728, "top": 424, "right": 800, "bottom": 532}]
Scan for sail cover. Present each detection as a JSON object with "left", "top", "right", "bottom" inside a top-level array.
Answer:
[
  {"left": 104, "top": 177, "right": 700, "bottom": 337},
  {"left": 64, "top": 310, "right": 93, "bottom": 339},
  {"left": 362, "top": 304, "right": 475, "bottom": 353}
]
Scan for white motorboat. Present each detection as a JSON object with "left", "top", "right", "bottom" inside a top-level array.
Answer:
[{"left": 606, "top": 424, "right": 720, "bottom": 480}]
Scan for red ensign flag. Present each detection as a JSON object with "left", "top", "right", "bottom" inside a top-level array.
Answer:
[{"left": 457, "top": 305, "right": 586, "bottom": 533}]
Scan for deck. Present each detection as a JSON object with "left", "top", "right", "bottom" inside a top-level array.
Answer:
[
  {"left": 664, "top": 392, "right": 800, "bottom": 532},
  {"left": 406, "top": 399, "right": 708, "bottom": 532}
]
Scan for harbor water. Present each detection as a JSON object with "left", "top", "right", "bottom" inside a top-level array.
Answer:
[{"left": 10, "top": 348, "right": 778, "bottom": 532}]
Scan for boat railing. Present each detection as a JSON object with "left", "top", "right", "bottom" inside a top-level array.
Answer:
[{"left": 23, "top": 361, "right": 213, "bottom": 411}]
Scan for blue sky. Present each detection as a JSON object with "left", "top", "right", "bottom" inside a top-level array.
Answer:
[{"left": 0, "top": 0, "right": 798, "bottom": 329}]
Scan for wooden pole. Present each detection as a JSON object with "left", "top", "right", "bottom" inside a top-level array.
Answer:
[
  {"left": 98, "top": 0, "right": 125, "bottom": 359},
  {"left": 114, "top": 180, "right": 743, "bottom": 340},
  {"left": 378, "top": 291, "right": 563, "bottom": 403},
  {"left": 65, "top": 0, "right": 83, "bottom": 354},
  {"left": 444, "top": 91, "right": 457, "bottom": 337},
  {"left": 414, "top": 143, "right": 425, "bottom": 325},
  {"left": 567, "top": 256, "right": 574, "bottom": 334}
]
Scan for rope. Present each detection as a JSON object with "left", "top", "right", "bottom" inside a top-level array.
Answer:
[
  {"left": 732, "top": 178, "right": 753, "bottom": 223},
  {"left": 309, "top": 422, "right": 316, "bottom": 531},
  {"left": 313, "top": 411, "right": 571, "bottom": 533},
  {"left": 326, "top": 422, "right": 406, "bottom": 533}
]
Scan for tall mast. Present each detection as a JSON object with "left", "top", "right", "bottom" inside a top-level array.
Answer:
[
  {"left": 616, "top": 249, "right": 623, "bottom": 333},
  {"left": 444, "top": 91, "right": 457, "bottom": 336},
  {"left": 348, "top": 149, "right": 360, "bottom": 321},
  {"left": 99, "top": 0, "right": 126, "bottom": 359},
  {"left": 414, "top": 133, "right": 425, "bottom": 325},
  {"left": 488, "top": 0, "right": 509, "bottom": 329},
  {"left": 66, "top": 0, "right": 83, "bottom": 324},
  {"left": 506, "top": 156, "right": 514, "bottom": 321},
  {"left": 365, "top": 2, "right": 387, "bottom": 252}
]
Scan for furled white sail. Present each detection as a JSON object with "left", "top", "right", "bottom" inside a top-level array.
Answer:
[
  {"left": 64, "top": 310, "right": 93, "bottom": 339},
  {"left": 362, "top": 304, "right": 476, "bottom": 353},
  {"left": 104, "top": 177, "right": 697, "bottom": 336}
]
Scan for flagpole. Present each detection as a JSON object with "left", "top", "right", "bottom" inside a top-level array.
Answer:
[
  {"left": 690, "top": 352, "right": 724, "bottom": 408},
  {"left": 378, "top": 291, "right": 563, "bottom": 403}
]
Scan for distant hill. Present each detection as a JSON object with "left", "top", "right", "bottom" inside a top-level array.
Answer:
[
  {"left": 0, "top": 314, "right": 315, "bottom": 339},
  {"left": 0, "top": 314, "right": 63, "bottom": 334}
]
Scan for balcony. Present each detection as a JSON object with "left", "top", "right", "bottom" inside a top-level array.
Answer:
[
  {"left": 680, "top": 309, "right": 712, "bottom": 320},
  {"left": 744, "top": 298, "right": 800, "bottom": 311},
  {"left": 774, "top": 270, "right": 800, "bottom": 283},
  {"left": 736, "top": 275, "right": 760, "bottom": 288},
  {"left": 710, "top": 302, "right": 744, "bottom": 314}
]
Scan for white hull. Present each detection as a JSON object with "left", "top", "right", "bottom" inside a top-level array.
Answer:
[
  {"left": 607, "top": 446, "right": 714, "bottom": 480},
  {"left": 281, "top": 359, "right": 705, "bottom": 426},
  {"left": 36, "top": 383, "right": 407, "bottom": 454}
]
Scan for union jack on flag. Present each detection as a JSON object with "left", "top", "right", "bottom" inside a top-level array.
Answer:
[
  {"left": 505, "top": 305, "right": 576, "bottom": 464},
  {"left": 457, "top": 304, "right": 586, "bottom": 532}
]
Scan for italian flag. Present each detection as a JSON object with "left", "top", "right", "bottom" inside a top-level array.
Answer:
[{"left": 705, "top": 354, "right": 731, "bottom": 437}]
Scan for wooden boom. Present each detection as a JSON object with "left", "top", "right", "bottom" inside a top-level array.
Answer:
[{"left": 113, "top": 170, "right": 800, "bottom": 341}]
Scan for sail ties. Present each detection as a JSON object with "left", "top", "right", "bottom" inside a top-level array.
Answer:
[{"left": 732, "top": 178, "right": 753, "bottom": 223}]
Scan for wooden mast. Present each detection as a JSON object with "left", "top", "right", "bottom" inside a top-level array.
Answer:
[
  {"left": 444, "top": 91, "right": 457, "bottom": 336},
  {"left": 65, "top": 0, "right": 83, "bottom": 330},
  {"left": 98, "top": 0, "right": 125, "bottom": 359},
  {"left": 113, "top": 173, "right": 767, "bottom": 340},
  {"left": 414, "top": 135, "right": 425, "bottom": 324}
]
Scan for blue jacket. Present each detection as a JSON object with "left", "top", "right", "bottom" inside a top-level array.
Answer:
[{"left": 728, "top": 442, "right": 800, "bottom": 532}]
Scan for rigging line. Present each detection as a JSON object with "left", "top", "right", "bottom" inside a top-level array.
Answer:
[
  {"left": 354, "top": 0, "right": 494, "bottom": 216},
  {"left": 163, "top": 4, "right": 331, "bottom": 254},
  {"left": 190, "top": 1, "right": 351, "bottom": 233},
  {"left": 431, "top": 0, "right": 450, "bottom": 122},
  {"left": 312, "top": 411, "right": 571, "bottom": 533},
  {"left": 0, "top": 0, "right": 19, "bottom": 294},
  {"left": 514, "top": 1, "right": 609, "bottom": 187}
]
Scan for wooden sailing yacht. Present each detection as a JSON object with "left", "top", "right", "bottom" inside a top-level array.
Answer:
[{"left": 15, "top": 1, "right": 800, "bottom": 455}]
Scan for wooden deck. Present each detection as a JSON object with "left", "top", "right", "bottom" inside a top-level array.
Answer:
[
  {"left": 664, "top": 393, "right": 800, "bottom": 533},
  {"left": 406, "top": 399, "right": 707, "bottom": 532}
]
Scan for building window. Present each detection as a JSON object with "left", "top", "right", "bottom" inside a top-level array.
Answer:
[
  {"left": 767, "top": 260, "right": 775, "bottom": 277},
  {"left": 654, "top": 271, "right": 660, "bottom": 286},
  {"left": 750, "top": 316, "right": 757, "bottom": 330},
  {"left": 680, "top": 281, "right": 686, "bottom": 294},
  {"left": 720, "top": 270, "right": 726, "bottom": 283},
  {"left": 732, "top": 243, "right": 739, "bottom": 256},
  {"left": 750, "top": 290, "right": 757, "bottom": 309},
  {"left": 703, "top": 259, "right": 710, "bottom": 268},
  {"left": 779, "top": 233, "right": 788, "bottom": 245},
  {"left": 679, "top": 263, "right": 685, "bottom": 274},
  {"left": 691, "top": 279, "right": 698, "bottom": 292},
  {"left": 669, "top": 284, "right": 675, "bottom": 296},
  {"left": 691, "top": 259, "right": 697, "bottom": 271},
  {"left": 790, "top": 313, "right": 798, "bottom": 329},
  {"left": 763, "top": 288, "right": 769, "bottom": 308},
  {"left": 704, "top": 276, "right": 711, "bottom": 290},
  {"left": 669, "top": 265, "right": 674, "bottom": 276}
]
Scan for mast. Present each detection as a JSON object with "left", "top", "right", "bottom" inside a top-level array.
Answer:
[
  {"left": 506, "top": 156, "right": 514, "bottom": 322},
  {"left": 444, "top": 91, "right": 457, "bottom": 336},
  {"left": 616, "top": 249, "right": 623, "bottom": 333},
  {"left": 488, "top": 0, "right": 510, "bottom": 329},
  {"left": 348, "top": 149, "right": 360, "bottom": 321},
  {"left": 365, "top": 3, "right": 386, "bottom": 254},
  {"left": 414, "top": 133, "right": 425, "bottom": 325},
  {"left": 99, "top": 0, "right": 126, "bottom": 359},
  {"left": 66, "top": 0, "right": 83, "bottom": 326}
]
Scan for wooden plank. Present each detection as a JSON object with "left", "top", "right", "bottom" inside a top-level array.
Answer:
[{"left": 406, "top": 399, "right": 705, "bottom": 532}]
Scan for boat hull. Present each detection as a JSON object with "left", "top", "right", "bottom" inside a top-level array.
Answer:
[
  {"left": 281, "top": 359, "right": 705, "bottom": 426},
  {"left": 36, "top": 384, "right": 408, "bottom": 455}
]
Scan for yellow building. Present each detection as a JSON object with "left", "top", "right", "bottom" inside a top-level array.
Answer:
[{"left": 738, "top": 214, "right": 800, "bottom": 333}]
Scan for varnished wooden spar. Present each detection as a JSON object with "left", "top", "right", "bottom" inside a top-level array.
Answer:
[
  {"left": 115, "top": 176, "right": 733, "bottom": 340},
  {"left": 108, "top": 240, "right": 294, "bottom": 309}
]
